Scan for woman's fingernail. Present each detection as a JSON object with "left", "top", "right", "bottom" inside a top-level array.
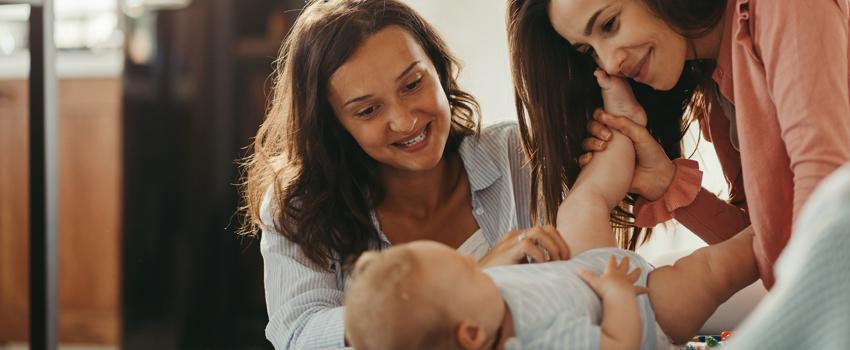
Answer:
[
  {"left": 602, "top": 130, "right": 611, "bottom": 140},
  {"left": 596, "top": 140, "right": 605, "bottom": 149}
]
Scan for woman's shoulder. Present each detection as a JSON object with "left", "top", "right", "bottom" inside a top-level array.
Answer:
[
  {"left": 257, "top": 184, "right": 325, "bottom": 263},
  {"left": 260, "top": 184, "right": 279, "bottom": 230},
  {"left": 258, "top": 161, "right": 299, "bottom": 230}
]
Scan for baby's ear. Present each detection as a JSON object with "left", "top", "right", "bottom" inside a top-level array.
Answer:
[{"left": 455, "top": 320, "right": 487, "bottom": 350}]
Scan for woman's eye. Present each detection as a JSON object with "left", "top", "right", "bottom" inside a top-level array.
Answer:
[
  {"left": 403, "top": 77, "right": 422, "bottom": 92},
  {"left": 602, "top": 16, "right": 618, "bottom": 32},
  {"left": 355, "top": 105, "right": 377, "bottom": 118}
]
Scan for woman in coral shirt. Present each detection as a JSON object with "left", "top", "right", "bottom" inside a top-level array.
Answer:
[{"left": 508, "top": 0, "right": 850, "bottom": 287}]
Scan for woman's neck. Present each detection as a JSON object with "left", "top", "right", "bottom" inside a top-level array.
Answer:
[{"left": 377, "top": 153, "right": 465, "bottom": 220}]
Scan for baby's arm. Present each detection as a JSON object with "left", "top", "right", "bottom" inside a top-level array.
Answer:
[{"left": 579, "top": 255, "right": 648, "bottom": 350}]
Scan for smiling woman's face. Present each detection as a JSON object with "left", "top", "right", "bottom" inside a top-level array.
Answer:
[
  {"left": 548, "top": 0, "right": 687, "bottom": 90},
  {"left": 327, "top": 25, "right": 452, "bottom": 174}
]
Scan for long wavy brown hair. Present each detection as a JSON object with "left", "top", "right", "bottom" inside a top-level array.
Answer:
[
  {"left": 507, "top": 0, "right": 725, "bottom": 249},
  {"left": 239, "top": 0, "right": 480, "bottom": 270}
]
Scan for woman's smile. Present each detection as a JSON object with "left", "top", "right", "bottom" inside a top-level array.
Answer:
[{"left": 392, "top": 122, "right": 432, "bottom": 152}]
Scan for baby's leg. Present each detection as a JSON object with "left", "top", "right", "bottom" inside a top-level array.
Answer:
[
  {"left": 647, "top": 226, "right": 758, "bottom": 344},
  {"left": 557, "top": 72, "right": 643, "bottom": 256},
  {"left": 555, "top": 186, "right": 618, "bottom": 256},
  {"left": 556, "top": 131, "right": 634, "bottom": 256}
]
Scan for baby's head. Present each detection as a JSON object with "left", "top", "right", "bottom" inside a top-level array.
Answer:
[{"left": 344, "top": 241, "right": 505, "bottom": 350}]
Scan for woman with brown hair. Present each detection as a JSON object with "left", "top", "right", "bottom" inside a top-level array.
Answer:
[
  {"left": 508, "top": 0, "right": 850, "bottom": 288},
  {"left": 239, "top": 0, "right": 569, "bottom": 348}
]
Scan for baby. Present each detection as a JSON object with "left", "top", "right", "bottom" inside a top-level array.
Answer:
[{"left": 343, "top": 72, "right": 758, "bottom": 350}]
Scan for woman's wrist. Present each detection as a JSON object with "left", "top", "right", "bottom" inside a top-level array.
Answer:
[
  {"left": 633, "top": 159, "right": 703, "bottom": 227},
  {"left": 641, "top": 160, "right": 677, "bottom": 201}
]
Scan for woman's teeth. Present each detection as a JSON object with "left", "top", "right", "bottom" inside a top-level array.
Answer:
[{"left": 397, "top": 127, "right": 427, "bottom": 147}]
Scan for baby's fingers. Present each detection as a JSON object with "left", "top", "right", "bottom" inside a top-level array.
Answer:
[
  {"left": 633, "top": 285, "right": 649, "bottom": 295},
  {"left": 578, "top": 269, "right": 601, "bottom": 288},
  {"left": 626, "top": 266, "right": 642, "bottom": 283},
  {"left": 604, "top": 255, "right": 619, "bottom": 272},
  {"left": 615, "top": 256, "right": 632, "bottom": 273}
]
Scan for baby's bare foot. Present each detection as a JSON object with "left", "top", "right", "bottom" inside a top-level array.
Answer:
[{"left": 594, "top": 69, "right": 647, "bottom": 126}]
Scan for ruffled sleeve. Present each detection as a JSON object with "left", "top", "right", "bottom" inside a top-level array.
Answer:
[{"left": 634, "top": 158, "right": 703, "bottom": 227}]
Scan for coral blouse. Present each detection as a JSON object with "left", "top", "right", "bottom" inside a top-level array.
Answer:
[{"left": 636, "top": 0, "right": 850, "bottom": 288}]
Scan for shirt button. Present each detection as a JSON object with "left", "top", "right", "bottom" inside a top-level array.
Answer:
[{"left": 475, "top": 208, "right": 484, "bottom": 215}]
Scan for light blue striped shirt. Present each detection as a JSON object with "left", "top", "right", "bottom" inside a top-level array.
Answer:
[
  {"left": 486, "top": 248, "right": 658, "bottom": 350},
  {"left": 259, "top": 122, "right": 534, "bottom": 349}
]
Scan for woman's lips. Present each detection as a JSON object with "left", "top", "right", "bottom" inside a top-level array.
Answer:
[
  {"left": 392, "top": 122, "right": 431, "bottom": 151},
  {"left": 629, "top": 48, "right": 651, "bottom": 82}
]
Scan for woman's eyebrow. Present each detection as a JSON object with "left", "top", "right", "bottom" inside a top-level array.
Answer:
[
  {"left": 584, "top": 5, "right": 611, "bottom": 36},
  {"left": 343, "top": 94, "right": 374, "bottom": 108},
  {"left": 396, "top": 61, "right": 420, "bottom": 82}
]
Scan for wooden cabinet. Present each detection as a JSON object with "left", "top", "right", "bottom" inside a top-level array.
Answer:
[
  {"left": 0, "top": 78, "right": 122, "bottom": 345},
  {"left": 0, "top": 79, "right": 31, "bottom": 344}
]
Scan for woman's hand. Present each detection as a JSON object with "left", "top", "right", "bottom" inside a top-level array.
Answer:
[
  {"left": 579, "top": 109, "right": 677, "bottom": 201},
  {"left": 478, "top": 225, "right": 571, "bottom": 268}
]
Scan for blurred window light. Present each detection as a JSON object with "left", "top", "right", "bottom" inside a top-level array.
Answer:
[
  {"left": 0, "top": 4, "right": 29, "bottom": 20},
  {"left": 0, "top": 32, "right": 15, "bottom": 55},
  {"left": 122, "top": 0, "right": 191, "bottom": 18},
  {"left": 0, "top": 4, "right": 28, "bottom": 56},
  {"left": 0, "top": 0, "right": 123, "bottom": 53}
]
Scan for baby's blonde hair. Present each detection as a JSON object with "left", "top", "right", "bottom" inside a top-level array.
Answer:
[{"left": 344, "top": 247, "right": 461, "bottom": 350}]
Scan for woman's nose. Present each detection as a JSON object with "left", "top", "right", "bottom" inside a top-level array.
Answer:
[
  {"left": 596, "top": 46, "right": 626, "bottom": 76},
  {"left": 388, "top": 108, "right": 418, "bottom": 134}
]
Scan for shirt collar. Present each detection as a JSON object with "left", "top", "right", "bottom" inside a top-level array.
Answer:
[
  {"left": 458, "top": 134, "right": 502, "bottom": 192},
  {"left": 371, "top": 134, "right": 502, "bottom": 246},
  {"left": 712, "top": 0, "right": 745, "bottom": 103}
]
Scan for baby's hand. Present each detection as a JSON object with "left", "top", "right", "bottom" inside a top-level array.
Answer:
[
  {"left": 579, "top": 255, "right": 648, "bottom": 299},
  {"left": 594, "top": 69, "right": 647, "bottom": 127}
]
